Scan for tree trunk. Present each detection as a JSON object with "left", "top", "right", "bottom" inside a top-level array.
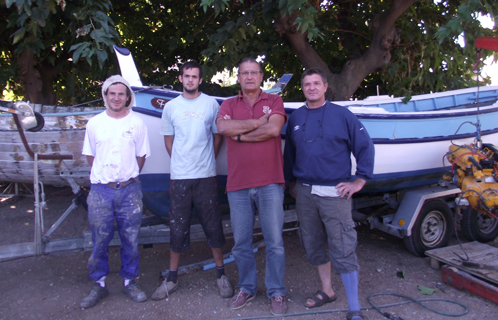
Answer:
[
  {"left": 275, "top": 0, "right": 417, "bottom": 101},
  {"left": 18, "top": 48, "right": 56, "bottom": 105}
]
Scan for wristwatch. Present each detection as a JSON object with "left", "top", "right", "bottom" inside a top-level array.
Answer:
[{"left": 237, "top": 134, "right": 242, "bottom": 143}]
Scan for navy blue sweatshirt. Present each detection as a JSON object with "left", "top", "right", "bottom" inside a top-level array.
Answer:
[{"left": 284, "top": 101, "right": 375, "bottom": 186}]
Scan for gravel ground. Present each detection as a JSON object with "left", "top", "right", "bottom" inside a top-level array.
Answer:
[{"left": 0, "top": 185, "right": 497, "bottom": 320}]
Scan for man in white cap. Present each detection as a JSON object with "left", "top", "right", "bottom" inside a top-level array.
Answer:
[{"left": 80, "top": 75, "right": 151, "bottom": 308}]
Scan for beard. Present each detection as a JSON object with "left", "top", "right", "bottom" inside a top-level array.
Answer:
[{"left": 184, "top": 87, "right": 198, "bottom": 94}]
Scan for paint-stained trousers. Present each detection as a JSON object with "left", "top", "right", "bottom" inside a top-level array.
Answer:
[{"left": 86, "top": 182, "right": 143, "bottom": 281}]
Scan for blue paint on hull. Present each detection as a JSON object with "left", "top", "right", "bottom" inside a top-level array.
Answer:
[
  {"left": 139, "top": 167, "right": 447, "bottom": 217},
  {"left": 139, "top": 173, "right": 228, "bottom": 218},
  {"left": 132, "top": 86, "right": 498, "bottom": 218}
]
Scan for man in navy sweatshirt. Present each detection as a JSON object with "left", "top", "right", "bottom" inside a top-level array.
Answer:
[{"left": 284, "top": 68, "right": 374, "bottom": 320}]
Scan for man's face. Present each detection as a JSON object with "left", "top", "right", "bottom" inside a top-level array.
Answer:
[
  {"left": 106, "top": 83, "right": 128, "bottom": 112},
  {"left": 302, "top": 74, "right": 328, "bottom": 103},
  {"left": 237, "top": 61, "right": 264, "bottom": 93},
  {"left": 179, "top": 67, "right": 202, "bottom": 94}
]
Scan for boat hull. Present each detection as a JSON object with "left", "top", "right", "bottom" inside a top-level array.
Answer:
[
  {"left": 0, "top": 103, "right": 103, "bottom": 187},
  {"left": 132, "top": 102, "right": 498, "bottom": 216},
  {"left": 2, "top": 86, "right": 498, "bottom": 218}
]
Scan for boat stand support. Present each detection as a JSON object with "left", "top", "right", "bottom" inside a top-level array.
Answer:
[
  {"left": 40, "top": 168, "right": 87, "bottom": 244},
  {"left": 0, "top": 182, "right": 33, "bottom": 198},
  {"left": 0, "top": 153, "right": 86, "bottom": 260}
]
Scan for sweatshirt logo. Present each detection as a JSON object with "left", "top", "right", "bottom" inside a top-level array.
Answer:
[{"left": 293, "top": 125, "right": 300, "bottom": 131}]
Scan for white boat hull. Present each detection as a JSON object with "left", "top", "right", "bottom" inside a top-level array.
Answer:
[{"left": 2, "top": 86, "right": 498, "bottom": 216}]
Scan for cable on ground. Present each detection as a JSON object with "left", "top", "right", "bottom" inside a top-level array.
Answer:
[
  {"left": 223, "top": 292, "right": 468, "bottom": 320},
  {"left": 367, "top": 292, "right": 468, "bottom": 319}
]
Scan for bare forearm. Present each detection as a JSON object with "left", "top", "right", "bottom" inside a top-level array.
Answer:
[
  {"left": 239, "top": 123, "right": 281, "bottom": 142},
  {"left": 237, "top": 114, "right": 285, "bottom": 142},
  {"left": 163, "top": 135, "right": 174, "bottom": 157},
  {"left": 216, "top": 118, "right": 265, "bottom": 137},
  {"left": 136, "top": 156, "right": 146, "bottom": 172},
  {"left": 86, "top": 156, "right": 94, "bottom": 166},
  {"left": 213, "top": 134, "right": 223, "bottom": 158}
]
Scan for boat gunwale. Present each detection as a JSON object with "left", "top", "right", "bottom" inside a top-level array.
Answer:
[{"left": 369, "top": 128, "right": 498, "bottom": 144}]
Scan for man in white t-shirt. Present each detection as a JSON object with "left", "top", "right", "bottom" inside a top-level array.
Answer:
[
  {"left": 80, "top": 75, "right": 151, "bottom": 308},
  {"left": 151, "top": 61, "right": 233, "bottom": 301}
]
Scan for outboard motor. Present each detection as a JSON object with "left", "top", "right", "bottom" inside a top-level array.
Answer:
[{"left": 445, "top": 143, "right": 498, "bottom": 242}]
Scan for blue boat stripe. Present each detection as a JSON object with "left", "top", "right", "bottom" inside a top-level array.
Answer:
[{"left": 370, "top": 128, "right": 498, "bottom": 144}]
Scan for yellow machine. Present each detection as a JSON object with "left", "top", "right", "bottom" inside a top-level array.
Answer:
[{"left": 446, "top": 143, "right": 498, "bottom": 242}]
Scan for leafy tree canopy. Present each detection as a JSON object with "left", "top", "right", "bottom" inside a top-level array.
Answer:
[
  {"left": 1, "top": 0, "right": 497, "bottom": 105},
  {"left": 1, "top": 0, "right": 119, "bottom": 104}
]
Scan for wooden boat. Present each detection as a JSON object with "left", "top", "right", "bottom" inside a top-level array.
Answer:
[
  {"left": 0, "top": 102, "right": 102, "bottom": 188},
  {"left": 2, "top": 45, "right": 498, "bottom": 219}
]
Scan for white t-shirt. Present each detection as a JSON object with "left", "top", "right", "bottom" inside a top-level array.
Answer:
[
  {"left": 82, "top": 111, "right": 150, "bottom": 184},
  {"left": 159, "top": 93, "right": 219, "bottom": 180},
  {"left": 311, "top": 185, "right": 340, "bottom": 197}
]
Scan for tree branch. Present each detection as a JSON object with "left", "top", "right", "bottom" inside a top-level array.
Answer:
[{"left": 274, "top": 0, "right": 418, "bottom": 101}]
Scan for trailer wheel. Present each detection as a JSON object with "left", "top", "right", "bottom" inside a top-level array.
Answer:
[
  {"left": 403, "top": 199, "right": 454, "bottom": 257},
  {"left": 461, "top": 208, "right": 498, "bottom": 242}
]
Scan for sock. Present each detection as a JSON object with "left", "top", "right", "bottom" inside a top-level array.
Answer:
[
  {"left": 341, "top": 271, "right": 361, "bottom": 313},
  {"left": 124, "top": 278, "right": 132, "bottom": 287},
  {"left": 96, "top": 276, "right": 106, "bottom": 288},
  {"left": 168, "top": 270, "right": 178, "bottom": 283},
  {"left": 216, "top": 266, "right": 225, "bottom": 279}
]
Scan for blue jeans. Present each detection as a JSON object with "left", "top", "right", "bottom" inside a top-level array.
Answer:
[
  {"left": 227, "top": 184, "right": 287, "bottom": 298},
  {"left": 87, "top": 182, "right": 143, "bottom": 281}
]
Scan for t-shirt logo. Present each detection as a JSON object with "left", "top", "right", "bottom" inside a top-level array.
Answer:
[
  {"left": 181, "top": 110, "right": 206, "bottom": 120},
  {"left": 122, "top": 128, "right": 133, "bottom": 137}
]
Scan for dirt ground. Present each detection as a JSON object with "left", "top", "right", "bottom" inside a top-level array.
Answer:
[{"left": 1, "top": 185, "right": 497, "bottom": 320}]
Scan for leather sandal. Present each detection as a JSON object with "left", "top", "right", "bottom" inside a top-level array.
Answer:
[{"left": 304, "top": 290, "right": 337, "bottom": 308}]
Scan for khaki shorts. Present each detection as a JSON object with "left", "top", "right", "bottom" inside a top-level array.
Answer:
[{"left": 294, "top": 182, "right": 359, "bottom": 274}]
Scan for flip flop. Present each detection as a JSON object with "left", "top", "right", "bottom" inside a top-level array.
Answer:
[{"left": 304, "top": 290, "right": 337, "bottom": 308}]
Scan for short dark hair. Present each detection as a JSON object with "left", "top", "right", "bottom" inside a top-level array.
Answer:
[
  {"left": 180, "top": 60, "right": 203, "bottom": 79},
  {"left": 237, "top": 58, "right": 263, "bottom": 73},
  {"left": 301, "top": 68, "right": 328, "bottom": 86}
]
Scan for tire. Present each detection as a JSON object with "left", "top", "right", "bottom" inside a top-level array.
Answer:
[
  {"left": 461, "top": 207, "right": 498, "bottom": 242},
  {"left": 403, "top": 199, "right": 454, "bottom": 257}
]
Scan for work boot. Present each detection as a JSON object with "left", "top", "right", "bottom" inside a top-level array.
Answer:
[
  {"left": 216, "top": 275, "right": 234, "bottom": 298},
  {"left": 123, "top": 280, "right": 147, "bottom": 303},
  {"left": 80, "top": 282, "right": 109, "bottom": 309}
]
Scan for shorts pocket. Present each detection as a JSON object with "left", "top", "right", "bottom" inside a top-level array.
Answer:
[{"left": 339, "top": 220, "right": 357, "bottom": 258}]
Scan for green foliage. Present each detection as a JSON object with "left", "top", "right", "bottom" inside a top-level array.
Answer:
[
  {"left": 1, "top": 0, "right": 497, "bottom": 104},
  {"left": 200, "top": 0, "right": 497, "bottom": 100},
  {"left": 2, "top": 0, "right": 119, "bottom": 104},
  {"left": 382, "top": 0, "right": 497, "bottom": 99},
  {"left": 417, "top": 285, "right": 435, "bottom": 295}
]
